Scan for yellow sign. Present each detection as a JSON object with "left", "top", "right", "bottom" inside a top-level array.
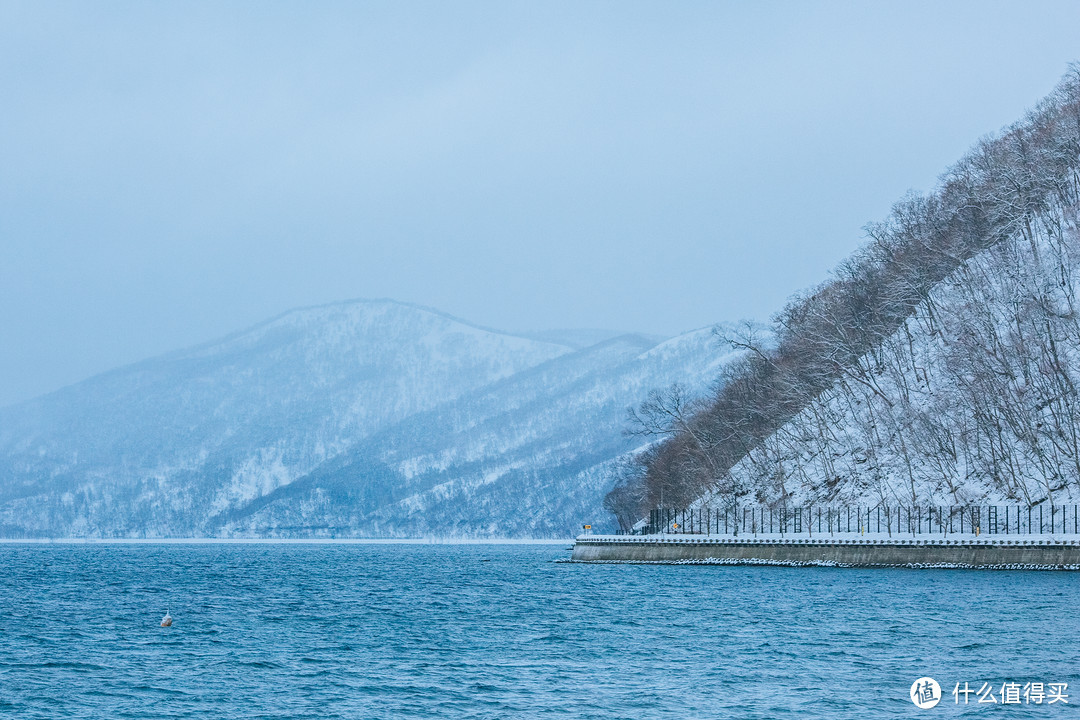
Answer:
[{"left": 583, "top": 525, "right": 591, "bottom": 529}]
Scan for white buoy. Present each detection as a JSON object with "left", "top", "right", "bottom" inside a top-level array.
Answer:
[{"left": 160, "top": 610, "right": 172, "bottom": 627}]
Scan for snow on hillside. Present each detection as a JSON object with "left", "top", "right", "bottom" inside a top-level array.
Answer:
[
  {"left": 0, "top": 300, "right": 736, "bottom": 537},
  {"left": 0, "top": 299, "right": 572, "bottom": 536},
  {"left": 215, "top": 326, "right": 741, "bottom": 538},
  {"left": 696, "top": 189, "right": 1080, "bottom": 513},
  {"left": 622, "top": 69, "right": 1080, "bottom": 527}
]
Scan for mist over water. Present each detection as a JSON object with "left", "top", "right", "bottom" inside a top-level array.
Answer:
[{"left": 2, "top": 543, "right": 1077, "bottom": 718}]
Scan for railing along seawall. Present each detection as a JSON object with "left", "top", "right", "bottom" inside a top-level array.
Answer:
[{"left": 629, "top": 504, "right": 1080, "bottom": 538}]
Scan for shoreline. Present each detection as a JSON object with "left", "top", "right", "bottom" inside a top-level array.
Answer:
[{"left": 571, "top": 534, "right": 1080, "bottom": 569}]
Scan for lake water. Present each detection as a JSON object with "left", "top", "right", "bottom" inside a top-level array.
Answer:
[{"left": 1, "top": 543, "right": 1078, "bottom": 719}]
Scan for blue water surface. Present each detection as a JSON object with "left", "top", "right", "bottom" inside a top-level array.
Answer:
[{"left": 0, "top": 543, "right": 1078, "bottom": 719}]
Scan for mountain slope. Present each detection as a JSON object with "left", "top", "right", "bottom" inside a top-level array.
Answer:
[
  {"left": 615, "top": 66, "right": 1080, "bottom": 522},
  {"left": 213, "top": 328, "right": 739, "bottom": 537},
  {"left": 0, "top": 300, "right": 735, "bottom": 537},
  {"left": 692, "top": 193, "right": 1080, "bottom": 514},
  {"left": 0, "top": 299, "right": 573, "bottom": 536}
]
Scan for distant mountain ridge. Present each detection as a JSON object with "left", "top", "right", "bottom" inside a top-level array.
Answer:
[{"left": 0, "top": 298, "right": 738, "bottom": 537}]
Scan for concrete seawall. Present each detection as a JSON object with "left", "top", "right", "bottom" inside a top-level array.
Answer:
[{"left": 571, "top": 535, "right": 1080, "bottom": 569}]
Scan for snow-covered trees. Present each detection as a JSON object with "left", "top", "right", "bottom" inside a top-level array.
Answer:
[{"left": 611, "top": 66, "right": 1080, "bottom": 522}]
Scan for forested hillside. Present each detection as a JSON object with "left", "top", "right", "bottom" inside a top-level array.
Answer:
[
  {"left": 0, "top": 300, "right": 733, "bottom": 537},
  {"left": 606, "top": 67, "right": 1080, "bottom": 530}
]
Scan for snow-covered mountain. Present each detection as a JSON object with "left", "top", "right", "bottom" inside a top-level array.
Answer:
[
  {"left": 0, "top": 299, "right": 736, "bottom": 537},
  {"left": 613, "top": 67, "right": 1080, "bottom": 524}
]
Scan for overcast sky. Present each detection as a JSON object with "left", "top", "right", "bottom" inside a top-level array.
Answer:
[{"left": 2, "top": 1, "right": 1080, "bottom": 407}]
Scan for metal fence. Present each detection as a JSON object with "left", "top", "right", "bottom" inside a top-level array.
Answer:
[{"left": 636, "top": 504, "right": 1080, "bottom": 537}]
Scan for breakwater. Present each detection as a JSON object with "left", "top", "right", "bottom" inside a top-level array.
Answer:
[{"left": 571, "top": 534, "right": 1080, "bottom": 569}]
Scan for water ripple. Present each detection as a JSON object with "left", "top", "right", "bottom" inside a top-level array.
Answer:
[{"left": 1, "top": 544, "right": 1078, "bottom": 718}]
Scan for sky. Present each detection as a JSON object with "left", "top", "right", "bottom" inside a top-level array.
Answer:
[{"left": 2, "top": 1, "right": 1080, "bottom": 407}]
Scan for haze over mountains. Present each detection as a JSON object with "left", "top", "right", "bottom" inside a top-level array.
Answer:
[{"left": 0, "top": 299, "right": 737, "bottom": 538}]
